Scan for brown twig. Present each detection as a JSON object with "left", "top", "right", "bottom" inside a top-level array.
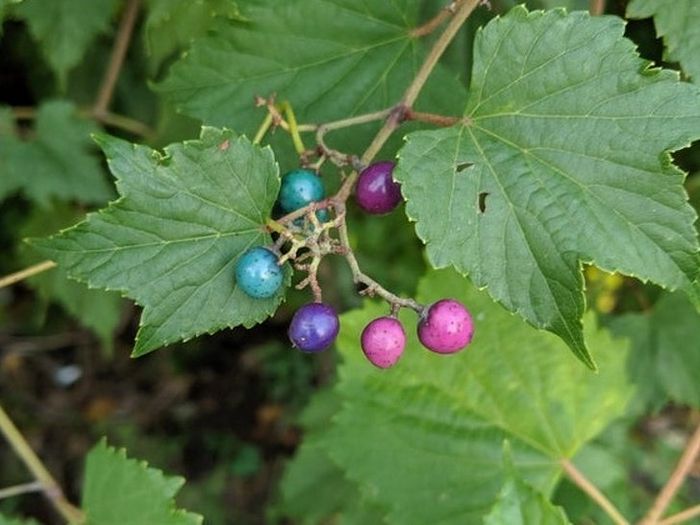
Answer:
[
  {"left": 561, "top": 459, "right": 629, "bottom": 525},
  {"left": 11, "top": 106, "right": 154, "bottom": 139},
  {"left": 641, "top": 421, "right": 700, "bottom": 524},
  {"left": 93, "top": 0, "right": 141, "bottom": 117},
  {"left": 0, "top": 261, "right": 57, "bottom": 290},
  {"left": 659, "top": 505, "right": 700, "bottom": 525},
  {"left": 411, "top": 0, "right": 463, "bottom": 37},
  {"left": 0, "top": 404, "right": 84, "bottom": 523},
  {"left": 589, "top": 0, "right": 605, "bottom": 15}
]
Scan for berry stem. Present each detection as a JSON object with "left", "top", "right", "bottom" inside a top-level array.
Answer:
[
  {"left": 253, "top": 112, "right": 275, "bottom": 145},
  {"left": 279, "top": 101, "right": 306, "bottom": 154},
  {"left": 0, "top": 481, "right": 44, "bottom": 500}
]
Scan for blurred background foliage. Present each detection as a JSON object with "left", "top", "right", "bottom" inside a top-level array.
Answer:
[{"left": 0, "top": 0, "right": 699, "bottom": 523}]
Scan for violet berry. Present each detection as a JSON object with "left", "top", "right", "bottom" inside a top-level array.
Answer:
[
  {"left": 361, "top": 316, "right": 406, "bottom": 369},
  {"left": 355, "top": 161, "right": 402, "bottom": 214},
  {"left": 288, "top": 302, "right": 340, "bottom": 353},
  {"left": 417, "top": 299, "right": 474, "bottom": 354}
]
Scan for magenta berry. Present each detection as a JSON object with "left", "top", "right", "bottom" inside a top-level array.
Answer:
[
  {"left": 361, "top": 316, "right": 406, "bottom": 369},
  {"left": 417, "top": 299, "right": 474, "bottom": 354},
  {"left": 288, "top": 302, "right": 340, "bottom": 353},
  {"left": 355, "top": 161, "right": 402, "bottom": 214}
]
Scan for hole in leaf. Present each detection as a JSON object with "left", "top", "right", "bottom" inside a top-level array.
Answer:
[
  {"left": 456, "top": 162, "right": 473, "bottom": 173},
  {"left": 478, "top": 192, "right": 489, "bottom": 213}
]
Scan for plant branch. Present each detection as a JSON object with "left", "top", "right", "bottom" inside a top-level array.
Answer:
[
  {"left": 561, "top": 459, "right": 629, "bottom": 525},
  {"left": 0, "top": 260, "right": 57, "bottom": 290},
  {"left": 659, "top": 505, "right": 700, "bottom": 525},
  {"left": 411, "top": 0, "right": 465, "bottom": 37},
  {"left": 589, "top": 0, "right": 606, "bottom": 15},
  {"left": 93, "top": 0, "right": 141, "bottom": 117},
  {"left": 641, "top": 421, "right": 700, "bottom": 524},
  {"left": 12, "top": 106, "right": 154, "bottom": 139},
  {"left": 0, "top": 481, "right": 44, "bottom": 500},
  {"left": 361, "top": 0, "right": 480, "bottom": 165},
  {"left": 0, "top": 404, "right": 84, "bottom": 523}
]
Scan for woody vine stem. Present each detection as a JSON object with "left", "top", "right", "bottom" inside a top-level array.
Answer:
[{"left": 1, "top": 1, "right": 699, "bottom": 524}]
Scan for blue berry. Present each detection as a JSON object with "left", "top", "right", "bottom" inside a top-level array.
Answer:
[
  {"left": 234, "top": 247, "right": 283, "bottom": 299},
  {"left": 288, "top": 303, "right": 339, "bottom": 352},
  {"left": 279, "top": 169, "right": 325, "bottom": 213}
]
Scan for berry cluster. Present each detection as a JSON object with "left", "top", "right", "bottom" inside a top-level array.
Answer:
[{"left": 234, "top": 161, "right": 474, "bottom": 367}]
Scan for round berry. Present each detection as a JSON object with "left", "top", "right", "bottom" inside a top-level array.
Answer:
[
  {"left": 361, "top": 316, "right": 406, "bottom": 369},
  {"left": 355, "top": 161, "right": 402, "bottom": 214},
  {"left": 279, "top": 169, "right": 326, "bottom": 213},
  {"left": 234, "top": 247, "right": 284, "bottom": 299},
  {"left": 289, "top": 303, "right": 340, "bottom": 353},
  {"left": 417, "top": 299, "right": 474, "bottom": 354}
]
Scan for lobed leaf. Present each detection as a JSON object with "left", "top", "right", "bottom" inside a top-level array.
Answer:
[
  {"left": 284, "top": 269, "right": 631, "bottom": 524},
  {"left": 395, "top": 7, "right": 700, "bottom": 366},
  {"left": 32, "top": 129, "right": 287, "bottom": 356}
]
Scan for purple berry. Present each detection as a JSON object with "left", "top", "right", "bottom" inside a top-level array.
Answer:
[
  {"left": 361, "top": 316, "right": 406, "bottom": 369},
  {"left": 355, "top": 161, "right": 402, "bottom": 214},
  {"left": 288, "top": 302, "right": 340, "bottom": 353},
  {"left": 417, "top": 299, "right": 474, "bottom": 354}
]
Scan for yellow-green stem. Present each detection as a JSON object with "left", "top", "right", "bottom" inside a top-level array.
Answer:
[
  {"left": 253, "top": 113, "right": 274, "bottom": 145},
  {"left": 280, "top": 101, "right": 306, "bottom": 154}
]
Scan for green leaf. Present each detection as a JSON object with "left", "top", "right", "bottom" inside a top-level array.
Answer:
[
  {"left": 144, "top": 0, "right": 243, "bottom": 69},
  {"left": 82, "top": 440, "right": 202, "bottom": 525},
  {"left": 31, "top": 129, "right": 287, "bottom": 356},
  {"left": 157, "top": 0, "right": 467, "bottom": 135},
  {"left": 611, "top": 291, "right": 700, "bottom": 410},
  {"left": 274, "top": 390, "right": 389, "bottom": 524},
  {"left": 394, "top": 7, "right": 700, "bottom": 367},
  {"left": 298, "top": 269, "right": 631, "bottom": 525},
  {"left": 15, "top": 0, "right": 117, "bottom": 85},
  {"left": 483, "top": 445, "right": 570, "bottom": 525},
  {"left": 19, "top": 203, "right": 123, "bottom": 352},
  {"left": 627, "top": 0, "right": 700, "bottom": 83},
  {"left": 0, "top": 101, "right": 113, "bottom": 206}
]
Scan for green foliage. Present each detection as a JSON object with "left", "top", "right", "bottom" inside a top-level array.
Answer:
[
  {"left": 279, "top": 269, "right": 632, "bottom": 524},
  {"left": 14, "top": 0, "right": 117, "bottom": 85},
  {"left": 19, "top": 203, "right": 123, "bottom": 352},
  {"left": 0, "top": 101, "right": 113, "bottom": 206},
  {"left": 0, "top": 515, "right": 39, "bottom": 525},
  {"left": 612, "top": 291, "right": 700, "bottom": 410},
  {"left": 157, "top": 0, "right": 467, "bottom": 141},
  {"left": 484, "top": 445, "right": 570, "bottom": 525},
  {"left": 627, "top": 0, "right": 700, "bottom": 83},
  {"left": 144, "top": 0, "right": 243, "bottom": 70},
  {"left": 82, "top": 440, "right": 202, "bottom": 525},
  {"left": 394, "top": 7, "right": 700, "bottom": 367},
  {"left": 32, "top": 130, "right": 288, "bottom": 356}
]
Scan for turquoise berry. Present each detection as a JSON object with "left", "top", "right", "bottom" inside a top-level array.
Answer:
[
  {"left": 235, "top": 247, "right": 284, "bottom": 299},
  {"left": 279, "top": 169, "right": 325, "bottom": 213}
]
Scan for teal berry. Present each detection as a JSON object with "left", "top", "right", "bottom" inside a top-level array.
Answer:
[
  {"left": 279, "top": 169, "right": 325, "bottom": 214},
  {"left": 235, "top": 247, "right": 284, "bottom": 299}
]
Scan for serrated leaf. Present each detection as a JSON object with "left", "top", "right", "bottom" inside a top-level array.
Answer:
[
  {"left": 144, "top": 0, "right": 243, "bottom": 69},
  {"left": 301, "top": 269, "right": 631, "bottom": 525},
  {"left": 612, "top": 291, "right": 700, "bottom": 410},
  {"left": 19, "top": 203, "right": 123, "bottom": 352},
  {"left": 157, "top": 0, "right": 467, "bottom": 137},
  {"left": 627, "top": 0, "right": 700, "bottom": 83},
  {"left": 395, "top": 7, "right": 700, "bottom": 367},
  {"left": 32, "top": 130, "right": 287, "bottom": 356},
  {"left": 484, "top": 445, "right": 570, "bottom": 525},
  {"left": 0, "top": 101, "right": 113, "bottom": 206},
  {"left": 15, "top": 0, "right": 117, "bottom": 84},
  {"left": 82, "top": 440, "right": 202, "bottom": 525}
]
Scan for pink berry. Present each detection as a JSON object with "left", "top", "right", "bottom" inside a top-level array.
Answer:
[
  {"left": 417, "top": 299, "right": 474, "bottom": 354},
  {"left": 361, "top": 316, "right": 406, "bottom": 368}
]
